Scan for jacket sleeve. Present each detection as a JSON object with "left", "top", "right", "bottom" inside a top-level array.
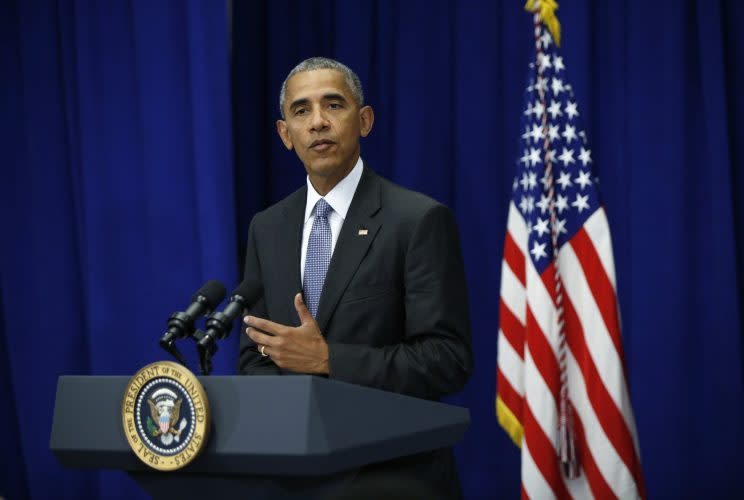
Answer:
[
  {"left": 326, "top": 204, "right": 473, "bottom": 400},
  {"left": 238, "top": 217, "right": 282, "bottom": 375}
]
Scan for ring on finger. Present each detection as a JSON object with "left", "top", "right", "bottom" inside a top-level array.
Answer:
[{"left": 260, "top": 345, "right": 268, "bottom": 357}]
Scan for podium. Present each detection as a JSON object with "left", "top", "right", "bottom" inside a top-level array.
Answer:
[{"left": 50, "top": 375, "right": 470, "bottom": 499}]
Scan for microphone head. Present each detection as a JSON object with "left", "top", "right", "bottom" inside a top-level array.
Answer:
[
  {"left": 192, "top": 280, "right": 227, "bottom": 309},
  {"left": 231, "top": 276, "right": 262, "bottom": 306}
]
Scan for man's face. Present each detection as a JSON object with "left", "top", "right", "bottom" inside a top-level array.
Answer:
[{"left": 276, "top": 69, "right": 374, "bottom": 187}]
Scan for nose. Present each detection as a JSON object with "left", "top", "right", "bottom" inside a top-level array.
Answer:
[{"left": 309, "top": 107, "right": 330, "bottom": 131}]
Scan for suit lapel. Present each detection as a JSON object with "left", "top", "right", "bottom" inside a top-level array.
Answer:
[
  {"left": 315, "top": 167, "right": 382, "bottom": 332},
  {"left": 277, "top": 187, "right": 306, "bottom": 325}
]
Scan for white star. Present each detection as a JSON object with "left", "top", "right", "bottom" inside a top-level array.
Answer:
[
  {"left": 545, "top": 148, "right": 557, "bottom": 163},
  {"left": 528, "top": 148, "right": 542, "bottom": 167},
  {"left": 547, "top": 100, "right": 562, "bottom": 119},
  {"left": 551, "top": 78, "right": 564, "bottom": 96},
  {"left": 524, "top": 101, "right": 534, "bottom": 117},
  {"left": 575, "top": 170, "right": 592, "bottom": 189},
  {"left": 519, "top": 196, "right": 529, "bottom": 213},
  {"left": 532, "top": 100, "right": 545, "bottom": 117},
  {"left": 555, "top": 194, "right": 569, "bottom": 213},
  {"left": 562, "top": 124, "right": 577, "bottom": 144},
  {"left": 527, "top": 172, "right": 537, "bottom": 189},
  {"left": 534, "top": 77, "right": 548, "bottom": 93},
  {"left": 530, "top": 241, "right": 548, "bottom": 261},
  {"left": 512, "top": 178, "right": 518, "bottom": 191},
  {"left": 533, "top": 217, "right": 550, "bottom": 237},
  {"left": 578, "top": 147, "right": 592, "bottom": 166},
  {"left": 572, "top": 193, "right": 590, "bottom": 213},
  {"left": 558, "top": 147, "right": 575, "bottom": 166},
  {"left": 525, "top": 195, "right": 535, "bottom": 213},
  {"left": 536, "top": 194, "right": 550, "bottom": 213},
  {"left": 565, "top": 101, "right": 579, "bottom": 119},
  {"left": 547, "top": 124, "right": 560, "bottom": 141},
  {"left": 520, "top": 173, "right": 530, "bottom": 190},
  {"left": 555, "top": 218, "right": 567, "bottom": 234},
  {"left": 538, "top": 53, "right": 552, "bottom": 71},
  {"left": 556, "top": 170, "right": 573, "bottom": 189},
  {"left": 529, "top": 123, "right": 544, "bottom": 143},
  {"left": 540, "top": 31, "right": 552, "bottom": 49},
  {"left": 541, "top": 171, "right": 551, "bottom": 190},
  {"left": 553, "top": 56, "right": 565, "bottom": 72},
  {"left": 519, "top": 149, "right": 530, "bottom": 166},
  {"left": 521, "top": 126, "right": 531, "bottom": 141}
]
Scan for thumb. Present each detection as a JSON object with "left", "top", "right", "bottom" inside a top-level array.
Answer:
[{"left": 294, "top": 293, "right": 313, "bottom": 325}]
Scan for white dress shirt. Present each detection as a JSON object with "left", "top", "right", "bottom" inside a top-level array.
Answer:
[{"left": 301, "top": 156, "right": 364, "bottom": 283}]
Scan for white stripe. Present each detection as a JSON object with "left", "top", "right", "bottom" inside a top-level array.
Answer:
[
  {"left": 565, "top": 467, "right": 595, "bottom": 500},
  {"left": 498, "top": 330, "right": 525, "bottom": 396},
  {"left": 525, "top": 257, "right": 560, "bottom": 359},
  {"left": 583, "top": 208, "right": 616, "bottom": 291},
  {"left": 523, "top": 348, "right": 558, "bottom": 450},
  {"left": 508, "top": 201, "right": 529, "bottom": 252},
  {"left": 500, "top": 260, "right": 526, "bottom": 325},
  {"left": 559, "top": 243, "right": 639, "bottom": 442},
  {"left": 567, "top": 348, "right": 639, "bottom": 499},
  {"left": 522, "top": 440, "right": 557, "bottom": 500},
  {"left": 524, "top": 348, "right": 593, "bottom": 499}
]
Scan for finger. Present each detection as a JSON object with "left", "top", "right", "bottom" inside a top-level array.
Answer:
[
  {"left": 246, "top": 327, "right": 278, "bottom": 346},
  {"left": 294, "top": 293, "right": 314, "bottom": 326},
  {"left": 244, "top": 315, "right": 285, "bottom": 335}
]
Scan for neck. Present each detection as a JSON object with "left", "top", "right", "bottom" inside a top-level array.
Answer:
[{"left": 308, "top": 154, "right": 359, "bottom": 196}]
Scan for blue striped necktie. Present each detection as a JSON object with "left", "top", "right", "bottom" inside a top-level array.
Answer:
[{"left": 303, "top": 198, "right": 333, "bottom": 318}]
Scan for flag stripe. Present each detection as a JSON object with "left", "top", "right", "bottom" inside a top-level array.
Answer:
[
  {"left": 566, "top": 347, "right": 639, "bottom": 498},
  {"left": 570, "top": 401, "right": 618, "bottom": 500},
  {"left": 501, "top": 262, "right": 527, "bottom": 326},
  {"left": 584, "top": 207, "right": 617, "bottom": 290},
  {"left": 522, "top": 441, "right": 555, "bottom": 500},
  {"left": 560, "top": 243, "right": 639, "bottom": 440},
  {"left": 563, "top": 292, "right": 644, "bottom": 496},
  {"left": 570, "top": 227, "right": 625, "bottom": 364},
  {"left": 523, "top": 401, "right": 570, "bottom": 499},
  {"left": 500, "top": 298, "right": 525, "bottom": 358},
  {"left": 498, "top": 331, "right": 525, "bottom": 396},
  {"left": 504, "top": 230, "right": 527, "bottom": 286}
]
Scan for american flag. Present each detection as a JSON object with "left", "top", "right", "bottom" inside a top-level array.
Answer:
[{"left": 496, "top": 6, "right": 646, "bottom": 499}]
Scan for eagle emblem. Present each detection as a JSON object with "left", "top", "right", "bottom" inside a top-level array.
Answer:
[{"left": 146, "top": 387, "right": 187, "bottom": 445}]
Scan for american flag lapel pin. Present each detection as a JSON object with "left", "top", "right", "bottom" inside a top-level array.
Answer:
[{"left": 358, "top": 227, "right": 368, "bottom": 236}]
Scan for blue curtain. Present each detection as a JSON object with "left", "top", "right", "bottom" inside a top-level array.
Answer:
[
  {"left": 2, "top": 0, "right": 744, "bottom": 498},
  {"left": 0, "top": 0, "right": 235, "bottom": 498}
]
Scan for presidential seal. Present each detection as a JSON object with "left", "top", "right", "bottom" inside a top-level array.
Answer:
[{"left": 122, "top": 361, "right": 210, "bottom": 471}]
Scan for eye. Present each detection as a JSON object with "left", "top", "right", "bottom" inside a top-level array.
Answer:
[
  {"left": 294, "top": 107, "right": 308, "bottom": 116},
  {"left": 328, "top": 102, "right": 342, "bottom": 110}
]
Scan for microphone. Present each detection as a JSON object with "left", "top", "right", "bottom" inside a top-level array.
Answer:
[
  {"left": 195, "top": 277, "right": 261, "bottom": 373},
  {"left": 159, "top": 280, "right": 227, "bottom": 363},
  {"left": 197, "top": 277, "right": 261, "bottom": 348}
]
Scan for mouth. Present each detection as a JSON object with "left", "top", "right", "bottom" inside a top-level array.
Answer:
[{"left": 309, "top": 139, "right": 336, "bottom": 152}]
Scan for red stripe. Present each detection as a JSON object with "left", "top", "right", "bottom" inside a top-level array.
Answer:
[
  {"left": 570, "top": 403, "right": 617, "bottom": 500},
  {"left": 500, "top": 298, "right": 525, "bottom": 358},
  {"left": 504, "top": 230, "right": 526, "bottom": 286},
  {"left": 497, "top": 368, "right": 524, "bottom": 424},
  {"left": 521, "top": 484, "right": 530, "bottom": 500},
  {"left": 525, "top": 305, "right": 560, "bottom": 402},
  {"left": 569, "top": 229, "right": 626, "bottom": 368},
  {"left": 562, "top": 293, "right": 646, "bottom": 498},
  {"left": 523, "top": 403, "right": 571, "bottom": 499}
]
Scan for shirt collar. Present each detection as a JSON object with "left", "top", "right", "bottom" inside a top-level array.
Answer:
[{"left": 304, "top": 156, "right": 364, "bottom": 222}]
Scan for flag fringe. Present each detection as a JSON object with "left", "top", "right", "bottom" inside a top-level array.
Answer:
[
  {"left": 496, "top": 396, "right": 524, "bottom": 448},
  {"left": 524, "top": 0, "right": 562, "bottom": 47}
]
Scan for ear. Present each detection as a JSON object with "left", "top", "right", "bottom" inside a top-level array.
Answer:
[
  {"left": 276, "top": 119, "right": 294, "bottom": 150},
  {"left": 359, "top": 106, "right": 374, "bottom": 138}
]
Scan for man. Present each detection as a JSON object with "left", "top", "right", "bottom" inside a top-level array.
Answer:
[{"left": 239, "top": 57, "right": 472, "bottom": 498}]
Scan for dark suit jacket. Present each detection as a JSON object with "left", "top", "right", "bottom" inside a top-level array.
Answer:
[{"left": 238, "top": 166, "right": 472, "bottom": 497}]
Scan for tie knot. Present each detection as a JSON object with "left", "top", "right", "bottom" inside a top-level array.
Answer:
[{"left": 314, "top": 198, "right": 332, "bottom": 219}]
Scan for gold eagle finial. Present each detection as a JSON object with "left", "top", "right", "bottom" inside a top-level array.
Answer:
[{"left": 525, "top": 0, "right": 561, "bottom": 47}]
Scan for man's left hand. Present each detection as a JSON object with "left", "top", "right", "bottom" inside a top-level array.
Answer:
[{"left": 244, "top": 293, "right": 329, "bottom": 374}]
